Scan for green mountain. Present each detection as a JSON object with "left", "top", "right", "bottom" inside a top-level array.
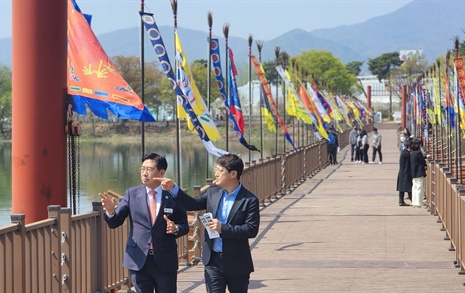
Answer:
[{"left": 310, "top": 0, "right": 465, "bottom": 62}]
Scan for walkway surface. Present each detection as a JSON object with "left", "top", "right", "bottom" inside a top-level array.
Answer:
[{"left": 176, "top": 123, "right": 465, "bottom": 292}]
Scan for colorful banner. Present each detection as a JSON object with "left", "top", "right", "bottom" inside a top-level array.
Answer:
[
  {"left": 67, "top": 0, "right": 154, "bottom": 121},
  {"left": 307, "top": 85, "right": 331, "bottom": 123},
  {"left": 311, "top": 82, "right": 332, "bottom": 118},
  {"left": 140, "top": 12, "right": 227, "bottom": 157},
  {"left": 275, "top": 66, "right": 311, "bottom": 124},
  {"left": 210, "top": 39, "right": 258, "bottom": 151},
  {"left": 175, "top": 32, "right": 220, "bottom": 141},
  {"left": 251, "top": 55, "right": 296, "bottom": 151},
  {"left": 296, "top": 78, "right": 328, "bottom": 140},
  {"left": 228, "top": 49, "right": 246, "bottom": 134},
  {"left": 260, "top": 86, "right": 276, "bottom": 132},
  {"left": 454, "top": 58, "right": 465, "bottom": 104}
]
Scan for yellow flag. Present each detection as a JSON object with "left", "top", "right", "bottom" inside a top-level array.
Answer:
[
  {"left": 433, "top": 77, "right": 442, "bottom": 125},
  {"left": 262, "top": 105, "right": 276, "bottom": 132},
  {"left": 175, "top": 32, "right": 220, "bottom": 141}
]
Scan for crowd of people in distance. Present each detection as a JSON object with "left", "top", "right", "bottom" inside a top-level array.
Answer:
[
  {"left": 328, "top": 124, "right": 428, "bottom": 209},
  {"left": 348, "top": 126, "right": 383, "bottom": 165}
]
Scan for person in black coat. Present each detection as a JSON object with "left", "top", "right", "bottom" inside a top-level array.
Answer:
[
  {"left": 396, "top": 140, "right": 412, "bottom": 206},
  {"left": 360, "top": 130, "right": 369, "bottom": 164},
  {"left": 160, "top": 154, "right": 260, "bottom": 293}
]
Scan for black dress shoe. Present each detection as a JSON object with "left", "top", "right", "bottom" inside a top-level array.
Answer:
[{"left": 399, "top": 202, "right": 410, "bottom": 206}]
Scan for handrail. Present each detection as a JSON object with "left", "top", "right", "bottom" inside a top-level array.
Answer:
[{"left": 0, "top": 130, "right": 351, "bottom": 291}]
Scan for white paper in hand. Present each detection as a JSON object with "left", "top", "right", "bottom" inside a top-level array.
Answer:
[{"left": 199, "top": 213, "right": 220, "bottom": 239}]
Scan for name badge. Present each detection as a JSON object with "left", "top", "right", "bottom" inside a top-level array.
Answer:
[{"left": 164, "top": 208, "right": 173, "bottom": 214}]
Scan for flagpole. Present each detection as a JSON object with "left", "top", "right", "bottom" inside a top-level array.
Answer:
[
  {"left": 248, "top": 35, "right": 253, "bottom": 162},
  {"left": 430, "top": 63, "right": 438, "bottom": 159},
  {"left": 454, "top": 38, "right": 462, "bottom": 184},
  {"left": 171, "top": 0, "right": 181, "bottom": 185},
  {"left": 207, "top": 12, "right": 213, "bottom": 179},
  {"left": 140, "top": 0, "right": 146, "bottom": 157},
  {"left": 445, "top": 51, "right": 452, "bottom": 170},
  {"left": 436, "top": 59, "right": 442, "bottom": 162},
  {"left": 428, "top": 67, "right": 432, "bottom": 159},
  {"left": 223, "top": 24, "right": 230, "bottom": 151},
  {"left": 256, "top": 41, "right": 264, "bottom": 159},
  {"left": 302, "top": 68, "right": 307, "bottom": 146},
  {"left": 282, "top": 52, "right": 287, "bottom": 153},
  {"left": 292, "top": 60, "right": 298, "bottom": 148},
  {"left": 303, "top": 69, "right": 309, "bottom": 145},
  {"left": 274, "top": 47, "right": 280, "bottom": 156}
]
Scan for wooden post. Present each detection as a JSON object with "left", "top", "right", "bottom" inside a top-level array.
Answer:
[
  {"left": 92, "top": 202, "right": 105, "bottom": 292},
  {"left": 60, "top": 208, "right": 72, "bottom": 292},
  {"left": 11, "top": 214, "right": 26, "bottom": 293},
  {"left": 48, "top": 205, "right": 63, "bottom": 293}
]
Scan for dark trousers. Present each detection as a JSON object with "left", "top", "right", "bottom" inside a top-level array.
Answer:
[
  {"left": 327, "top": 144, "right": 337, "bottom": 164},
  {"left": 350, "top": 144, "right": 356, "bottom": 160},
  {"left": 399, "top": 191, "right": 412, "bottom": 203},
  {"left": 372, "top": 146, "right": 383, "bottom": 162},
  {"left": 204, "top": 251, "right": 250, "bottom": 293},
  {"left": 129, "top": 255, "right": 177, "bottom": 293},
  {"left": 355, "top": 145, "right": 361, "bottom": 161},
  {"left": 362, "top": 145, "right": 369, "bottom": 163}
]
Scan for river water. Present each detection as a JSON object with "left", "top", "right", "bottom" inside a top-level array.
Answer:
[{"left": 0, "top": 136, "right": 283, "bottom": 226}]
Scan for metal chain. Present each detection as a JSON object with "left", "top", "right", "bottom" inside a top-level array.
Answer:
[
  {"left": 67, "top": 133, "right": 73, "bottom": 212},
  {"left": 76, "top": 134, "right": 80, "bottom": 213},
  {"left": 70, "top": 135, "right": 77, "bottom": 215},
  {"left": 66, "top": 106, "right": 80, "bottom": 215}
]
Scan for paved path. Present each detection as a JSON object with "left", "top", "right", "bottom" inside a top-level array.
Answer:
[{"left": 176, "top": 125, "right": 465, "bottom": 292}]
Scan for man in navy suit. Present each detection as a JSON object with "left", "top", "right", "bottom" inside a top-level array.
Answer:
[
  {"left": 99, "top": 153, "right": 189, "bottom": 293},
  {"left": 161, "top": 154, "right": 260, "bottom": 293}
]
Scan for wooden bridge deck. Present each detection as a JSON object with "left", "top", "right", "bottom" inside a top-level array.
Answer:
[{"left": 176, "top": 126, "right": 465, "bottom": 292}]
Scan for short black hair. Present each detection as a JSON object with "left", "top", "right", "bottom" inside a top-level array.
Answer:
[
  {"left": 373, "top": 127, "right": 377, "bottom": 131},
  {"left": 411, "top": 139, "right": 422, "bottom": 151},
  {"left": 404, "top": 140, "right": 412, "bottom": 149},
  {"left": 216, "top": 154, "right": 244, "bottom": 180},
  {"left": 142, "top": 152, "right": 168, "bottom": 171}
]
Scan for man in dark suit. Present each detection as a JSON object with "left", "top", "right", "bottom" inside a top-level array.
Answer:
[
  {"left": 99, "top": 153, "right": 189, "bottom": 293},
  {"left": 160, "top": 153, "right": 260, "bottom": 293}
]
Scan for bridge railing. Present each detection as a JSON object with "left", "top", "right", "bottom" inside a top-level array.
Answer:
[
  {"left": 426, "top": 159, "right": 465, "bottom": 273},
  {"left": 0, "top": 130, "right": 350, "bottom": 291}
]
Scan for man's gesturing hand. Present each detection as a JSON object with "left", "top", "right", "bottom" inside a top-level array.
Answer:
[
  {"left": 99, "top": 192, "right": 116, "bottom": 215},
  {"left": 153, "top": 177, "right": 175, "bottom": 191},
  {"left": 164, "top": 215, "right": 178, "bottom": 234}
]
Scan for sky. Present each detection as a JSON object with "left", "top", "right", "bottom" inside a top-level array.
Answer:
[{"left": 0, "top": 0, "right": 413, "bottom": 41}]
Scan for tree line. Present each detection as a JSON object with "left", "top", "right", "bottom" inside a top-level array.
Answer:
[{"left": 0, "top": 48, "right": 433, "bottom": 135}]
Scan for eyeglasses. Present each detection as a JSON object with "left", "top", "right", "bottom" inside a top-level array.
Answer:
[{"left": 140, "top": 166, "right": 156, "bottom": 173}]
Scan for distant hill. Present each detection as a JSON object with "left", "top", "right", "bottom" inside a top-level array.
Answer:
[
  {"left": 1, "top": 0, "right": 464, "bottom": 73},
  {"left": 310, "top": 0, "right": 465, "bottom": 63}
]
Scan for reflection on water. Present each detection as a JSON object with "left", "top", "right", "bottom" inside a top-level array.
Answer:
[{"left": 0, "top": 137, "right": 278, "bottom": 226}]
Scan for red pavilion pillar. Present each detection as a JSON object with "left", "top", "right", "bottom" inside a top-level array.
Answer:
[
  {"left": 401, "top": 85, "right": 407, "bottom": 130},
  {"left": 12, "top": 0, "right": 68, "bottom": 223}
]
